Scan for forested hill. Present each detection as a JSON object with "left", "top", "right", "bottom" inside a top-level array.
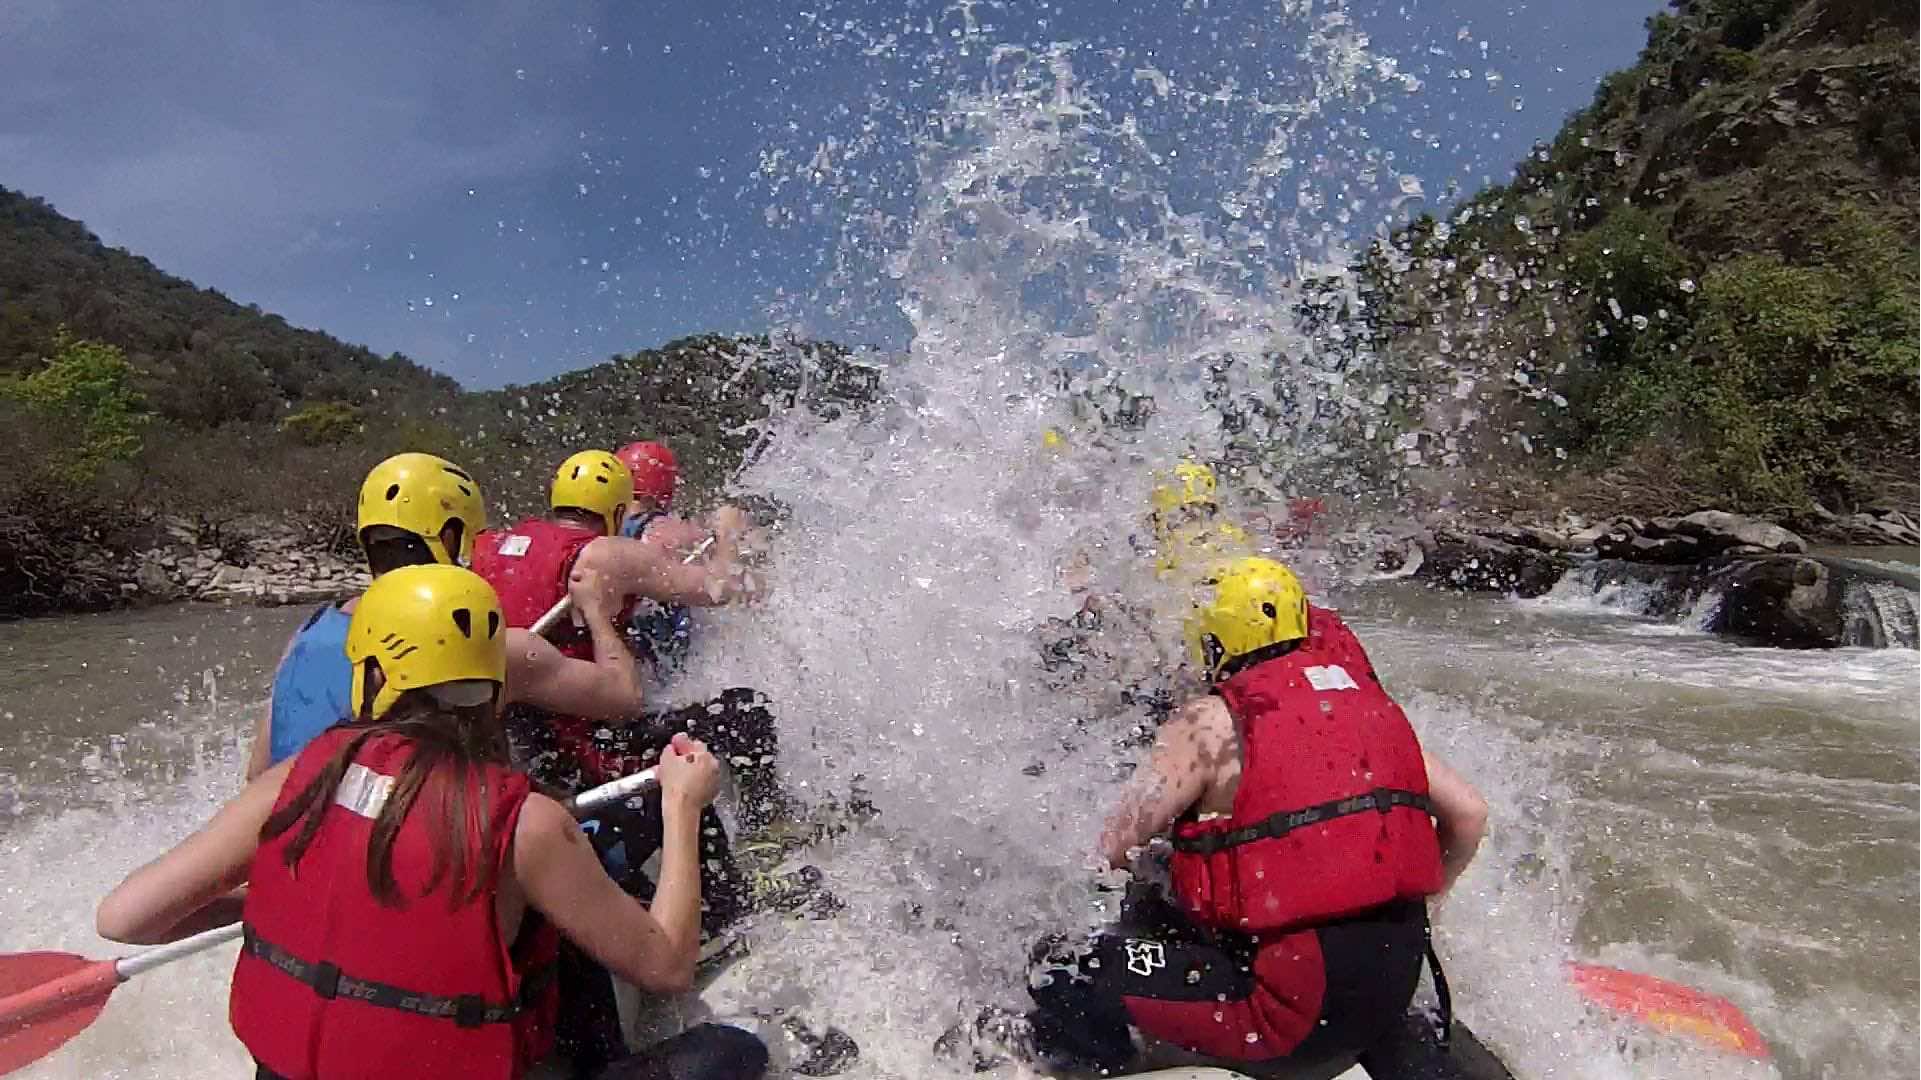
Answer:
[
  {"left": 0, "top": 188, "right": 879, "bottom": 616},
  {"left": 0, "top": 187, "right": 457, "bottom": 419},
  {"left": 1365, "top": 0, "right": 1917, "bottom": 521}
]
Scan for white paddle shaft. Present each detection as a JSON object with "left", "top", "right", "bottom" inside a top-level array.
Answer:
[{"left": 115, "top": 922, "right": 244, "bottom": 979}]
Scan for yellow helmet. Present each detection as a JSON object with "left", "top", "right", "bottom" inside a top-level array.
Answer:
[
  {"left": 347, "top": 564, "right": 507, "bottom": 722},
  {"left": 549, "top": 449, "right": 633, "bottom": 533},
  {"left": 1183, "top": 556, "right": 1310, "bottom": 677},
  {"left": 1150, "top": 460, "right": 1218, "bottom": 515},
  {"left": 1155, "top": 519, "right": 1251, "bottom": 581},
  {"left": 357, "top": 453, "right": 487, "bottom": 566}
]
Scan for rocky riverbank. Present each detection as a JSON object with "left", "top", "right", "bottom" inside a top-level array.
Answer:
[
  {"left": 1385, "top": 508, "right": 1920, "bottom": 649},
  {"left": 117, "top": 519, "right": 369, "bottom": 609}
]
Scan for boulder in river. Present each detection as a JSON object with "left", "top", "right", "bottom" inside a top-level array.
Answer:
[
  {"left": 1595, "top": 526, "right": 1705, "bottom": 564},
  {"left": 1665, "top": 510, "right": 1807, "bottom": 557},
  {"left": 1413, "top": 527, "right": 1570, "bottom": 598},
  {"left": 1594, "top": 511, "right": 1806, "bottom": 564},
  {"left": 1701, "top": 556, "right": 1843, "bottom": 648},
  {"left": 1553, "top": 553, "right": 1918, "bottom": 649}
]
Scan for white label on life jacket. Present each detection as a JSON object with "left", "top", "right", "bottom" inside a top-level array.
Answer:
[
  {"left": 334, "top": 763, "right": 395, "bottom": 819},
  {"left": 497, "top": 534, "right": 532, "bottom": 558},
  {"left": 1305, "top": 664, "right": 1359, "bottom": 692}
]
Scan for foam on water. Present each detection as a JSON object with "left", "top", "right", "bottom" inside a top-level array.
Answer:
[{"left": 2, "top": 721, "right": 254, "bottom": 1079}]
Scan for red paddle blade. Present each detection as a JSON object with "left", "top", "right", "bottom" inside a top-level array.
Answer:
[
  {"left": 0, "top": 952, "right": 120, "bottom": 1076},
  {"left": 1568, "top": 962, "right": 1770, "bottom": 1059}
]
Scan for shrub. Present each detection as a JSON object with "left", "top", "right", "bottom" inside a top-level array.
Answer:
[
  {"left": 0, "top": 332, "right": 148, "bottom": 484},
  {"left": 281, "top": 401, "right": 365, "bottom": 445}
]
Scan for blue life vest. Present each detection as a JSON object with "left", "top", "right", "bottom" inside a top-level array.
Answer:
[
  {"left": 620, "top": 510, "right": 695, "bottom": 677},
  {"left": 266, "top": 604, "right": 354, "bottom": 766}
]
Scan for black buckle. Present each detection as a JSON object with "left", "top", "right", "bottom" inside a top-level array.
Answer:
[
  {"left": 312, "top": 961, "right": 341, "bottom": 1000},
  {"left": 1371, "top": 787, "right": 1394, "bottom": 814},
  {"left": 454, "top": 994, "right": 487, "bottom": 1028}
]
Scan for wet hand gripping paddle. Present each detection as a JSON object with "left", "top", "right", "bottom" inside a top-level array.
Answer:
[{"left": 0, "top": 767, "right": 659, "bottom": 1076}]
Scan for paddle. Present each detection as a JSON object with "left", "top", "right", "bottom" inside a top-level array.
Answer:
[
  {"left": 1567, "top": 962, "right": 1769, "bottom": 1059},
  {"left": 0, "top": 765, "right": 661, "bottom": 1077},
  {"left": 0, "top": 921, "right": 241, "bottom": 1076}
]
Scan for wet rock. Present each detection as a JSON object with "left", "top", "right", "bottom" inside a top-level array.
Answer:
[
  {"left": 1413, "top": 527, "right": 1571, "bottom": 597},
  {"left": 1478, "top": 522, "right": 1580, "bottom": 553},
  {"left": 1589, "top": 511, "right": 1806, "bottom": 564},
  {"left": 133, "top": 561, "right": 180, "bottom": 600},
  {"left": 1664, "top": 510, "right": 1807, "bottom": 557},
  {"left": 1595, "top": 525, "right": 1704, "bottom": 564},
  {"left": 1701, "top": 557, "right": 1843, "bottom": 648}
]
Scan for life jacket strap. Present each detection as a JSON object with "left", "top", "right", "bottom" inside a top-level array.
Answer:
[
  {"left": 241, "top": 925, "right": 555, "bottom": 1028},
  {"left": 1170, "top": 787, "right": 1433, "bottom": 855},
  {"left": 1426, "top": 935, "right": 1453, "bottom": 1050}
]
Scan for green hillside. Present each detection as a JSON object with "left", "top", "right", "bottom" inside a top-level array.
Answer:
[
  {"left": 1365, "top": 0, "right": 1917, "bottom": 520},
  {"left": 0, "top": 190, "right": 878, "bottom": 616}
]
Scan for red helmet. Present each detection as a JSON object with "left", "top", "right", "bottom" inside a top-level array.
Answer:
[{"left": 616, "top": 441, "right": 679, "bottom": 506}]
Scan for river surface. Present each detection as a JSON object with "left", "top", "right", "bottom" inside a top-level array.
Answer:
[{"left": 1, "top": 586, "right": 1913, "bottom": 1080}]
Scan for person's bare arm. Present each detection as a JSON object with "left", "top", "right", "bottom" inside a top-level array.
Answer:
[
  {"left": 512, "top": 739, "right": 717, "bottom": 994},
  {"left": 574, "top": 524, "right": 762, "bottom": 610},
  {"left": 99, "top": 760, "right": 292, "bottom": 944},
  {"left": 504, "top": 629, "right": 644, "bottom": 721},
  {"left": 638, "top": 514, "right": 710, "bottom": 557},
  {"left": 502, "top": 559, "right": 647, "bottom": 721},
  {"left": 1425, "top": 750, "right": 1488, "bottom": 891},
  {"left": 1098, "top": 696, "right": 1231, "bottom": 868}
]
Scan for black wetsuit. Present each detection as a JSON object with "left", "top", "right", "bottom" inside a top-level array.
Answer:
[{"left": 1020, "top": 886, "right": 1511, "bottom": 1080}]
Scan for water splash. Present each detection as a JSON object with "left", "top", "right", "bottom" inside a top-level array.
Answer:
[
  {"left": 1840, "top": 580, "right": 1919, "bottom": 649},
  {"left": 671, "top": 13, "right": 1740, "bottom": 1078}
]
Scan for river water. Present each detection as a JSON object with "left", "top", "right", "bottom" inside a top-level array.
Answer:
[
  {"left": 1, "top": 582, "right": 1913, "bottom": 1080},
  {"left": 5, "top": 6, "right": 1917, "bottom": 1078}
]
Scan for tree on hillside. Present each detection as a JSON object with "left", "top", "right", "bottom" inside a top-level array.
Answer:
[{"left": 1, "top": 332, "right": 148, "bottom": 483}]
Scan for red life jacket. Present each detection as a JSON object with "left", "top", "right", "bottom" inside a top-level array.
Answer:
[
  {"left": 1169, "top": 606, "right": 1444, "bottom": 935},
  {"left": 472, "top": 517, "right": 603, "bottom": 659},
  {"left": 472, "top": 518, "right": 633, "bottom": 784},
  {"left": 231, "top": 728, "right": 559, "bottom": 1080}
]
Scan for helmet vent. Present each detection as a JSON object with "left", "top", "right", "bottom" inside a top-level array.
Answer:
[
  {"left": 385, "top": 484, "right": 401, "bottom": 501},
  {"left": 595, "top": 474, "right": 609, "bottom": 484},
  {"left": 442, "top": 465, "right": 474, "bottom": 482},
  {"left": 451, "top": 608, "right": 473, "bottom": 638},
  {"left": 487, "top": 611, "right": 501, "bottom": 638},
  {"left": 1262, "top": 602, "right": 1278, "bottom": 619}
]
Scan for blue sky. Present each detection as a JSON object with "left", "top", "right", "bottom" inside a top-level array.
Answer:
[{"left": 1, "top": 0, "right": 1663, "bottom": 387}]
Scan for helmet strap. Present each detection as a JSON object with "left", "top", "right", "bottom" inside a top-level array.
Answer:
[
  {"left": 356, "top": 659, "right": 385, "bottom": 724},
  {"left": 1215, "top": 638, "right": 1303, "bottom": 682}
]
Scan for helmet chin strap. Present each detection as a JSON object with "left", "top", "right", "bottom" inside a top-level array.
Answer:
[{"left": 1201, "top": 635, "right": 1226, "bottom": 677}]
